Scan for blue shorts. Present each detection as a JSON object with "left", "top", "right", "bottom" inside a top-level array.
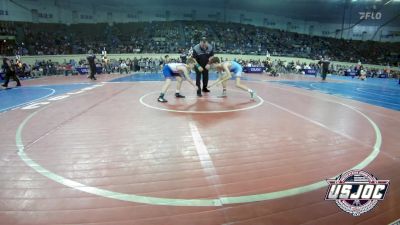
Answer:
[
  {"left": 230, "top": 61, "right": 243, "bottom": 77},
  {"left": 231, "top": 67, "right": 243, "bottom": 77},
  {"left": 163, "top": 65, "right": 181, "bottom": 78}
]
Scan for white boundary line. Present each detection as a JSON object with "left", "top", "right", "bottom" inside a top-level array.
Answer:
[
  {"left": 189, "top": 121, "right": 221, "bottom": 185},
  {"left": 0, "top": 87, "right": 56, "bottom": 113},
  {"left": 139, "top": 91, "right": 264, "bottom": 114},
  {"left": 389, "top": 218, "right": 400, "bottom": 225},
  {"left": 14, "top": 79, "right": 384, "bottom": 206},
  {"left": 309, "top": 83, "right": 400, "bottom": 106}
]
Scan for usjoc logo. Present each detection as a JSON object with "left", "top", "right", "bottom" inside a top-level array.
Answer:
[{"left": 325, "top": 170, "right": 389, "bottom": 216}]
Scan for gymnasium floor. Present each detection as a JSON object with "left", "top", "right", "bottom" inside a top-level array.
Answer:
[{"left": 0, "top": 72, "right": 399, "bottom": 225}]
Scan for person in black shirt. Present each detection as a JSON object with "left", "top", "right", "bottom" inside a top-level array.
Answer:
[
  {"left": 86, "top": 50, "right": 97, "bottom": 80},
  {"left": 162, "top": 55, "right": 170, "bottom": 65},
  {"left": 354, "top": 62, "right": 363, "bottom": 79},
  {"left": 133, "top": 57, "right": 139, "bottom": 72},
  {"left": 180, "top": 49, "right": 187, "bottom": 64},
  {"left": 318, "top": 56, "right": 330, "bottom": 81},
  {"left": 192, "top": 37, "right": 214, "bottom": 97},
  {"left": 2, "top": 57, "right": 21, "bottom": 88}
]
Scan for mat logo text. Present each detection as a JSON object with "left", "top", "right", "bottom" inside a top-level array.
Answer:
[
  {"left": 325, "top": 170, "right": 389, "bottom": 216},
  {"left": 326, "top": 183, "right": 387, "bottom": 200},
  {"left": 21, "top": 84, "right": 103, "bottom": 110}
]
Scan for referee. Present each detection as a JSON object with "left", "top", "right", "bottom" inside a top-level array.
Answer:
[
  {"left": 2, "top": 57, "right": 21, "bottom": 88},
  {"left": 192, "top": 37, "right": 214, "bottom": 97},
  {"left": 318, "top": 56, "right": 330, "bottom": 81},
  {"left": 87, "top": 50, "right": 97, "bottom": 80}
]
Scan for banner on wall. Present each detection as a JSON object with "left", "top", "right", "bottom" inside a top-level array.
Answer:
[
  {"left": 304, "top": 69, "right": 317, "bottom": 75},
  {"left": 243, "top": 66, "right": 264, "bottom": 73},
  {"left": 344, "top": 70, "right": 357, "bottom": 76},
  {"left": 0, "top": 35, "right": 15, "bottom": 40},
  {"left": 152, "top": 37, "right": 166, "bottom": 42},
  {"left": 76, "top": 66, "right": 102, "bottom": 74}
]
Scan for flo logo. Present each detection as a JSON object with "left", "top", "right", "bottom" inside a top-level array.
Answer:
[
  {"left": 359, "top": 12, "right": 382, "bottom": 20},
  {"left": 325, "top": 170, "right": 389, "bottom": 216}
]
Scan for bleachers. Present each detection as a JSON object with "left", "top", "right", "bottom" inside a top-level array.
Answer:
[{"left": 0, "top": 21, "right": 398, "bottom": 66}]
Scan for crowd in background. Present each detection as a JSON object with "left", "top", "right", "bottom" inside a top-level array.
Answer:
[
  {"left": 0, "top": 22, "right": 16, "bottom": 35},
  {"left": 5, "top": 55, "right": 397, "bottom": 80},
  {"left": 0, "top": 21, "right": 399, "bottom": 67},
  {"left": 0, "top": 20, "right": 399, "bottom": 80}
]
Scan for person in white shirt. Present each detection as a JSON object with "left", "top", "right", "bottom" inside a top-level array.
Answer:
[
  {"left": 158, "top": 58, "right": 197, "bottom": 103},
  {"left": 120, "top": 61, "right": 128, "bottom": 74}
]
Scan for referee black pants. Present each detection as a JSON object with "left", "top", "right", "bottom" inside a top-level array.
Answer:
[
  {"left": 2, "top": 71, "right": 21, "bottom": 87},
  {"left": 195, "top": 68, "right": 209, "bottom": 90},
  {"left": 89, "top": 65, "right": 96, "bottom": 79},
  {"left": 321, "top": 69, "right": 328, "bottom": 80}
]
